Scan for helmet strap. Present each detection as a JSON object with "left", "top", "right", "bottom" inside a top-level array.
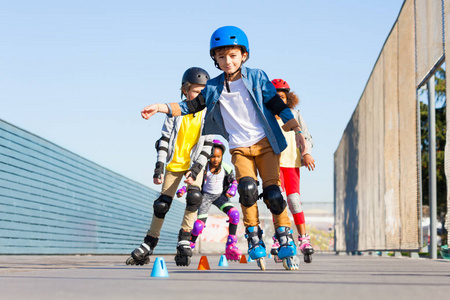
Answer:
[{"left": 224, "top": 64, "right": 242, "bottom": 92}]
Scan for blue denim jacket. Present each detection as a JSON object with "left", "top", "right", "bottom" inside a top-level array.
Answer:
[{"left": 169, "top": 66, "right": 296, "bottom": 155}]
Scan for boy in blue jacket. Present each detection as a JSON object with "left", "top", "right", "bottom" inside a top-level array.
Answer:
[{"left": 141, "top": 26, "right": 306, "bottom": 270}]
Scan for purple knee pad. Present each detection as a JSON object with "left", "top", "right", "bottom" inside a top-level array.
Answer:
[
  {"left": 191, "top": 219, "right": 205, "bottom": 236},
  {"left": 227, "top": 207, "right": 240, "bottom": 225}
]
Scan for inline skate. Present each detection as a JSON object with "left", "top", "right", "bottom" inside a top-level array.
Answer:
[
  {"left": 275, "top": 227, "right": 299, "bottom": 271},
  {"left": 299, "top": 234, "right": 314, "bottom": 263},
  {"left": 270, "top": 236, "right": 282, "bottom": 263},
  {"left": 174, "top": 229, "right": 193, "bottom": 266},
  {"left": 245, "top": 226, "right": 266, "bottom": 270},
  {"left": 225, "top": 235, "right": 242, "bottom": 261},
  {"left": 126, "top": 235, "right": 158, "bottom": 266}
]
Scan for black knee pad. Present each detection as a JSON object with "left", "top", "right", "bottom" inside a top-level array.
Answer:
[
  {"left": 263, "top": 185, "right": 286, "bottom": 215},
  {"left": 186, "top": 186, "right": 202, "bottom": 212},
  {"left": 238, "top": 177, "right": 258, "bottom": 207},
  {"left": 153, "top": 194, "right": 173, "bottom": 218}
]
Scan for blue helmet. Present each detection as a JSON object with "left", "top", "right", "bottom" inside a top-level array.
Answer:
[{"left": 209, "top": 26, "right": 250, "bottom": 60}]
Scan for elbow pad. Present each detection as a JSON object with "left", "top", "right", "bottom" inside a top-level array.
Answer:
[
  {"left": 265, "top": 94, "right": 289, "bottom": 115},
  {"left": 186, "top": 93, "right": 206, "bottom": 114}
]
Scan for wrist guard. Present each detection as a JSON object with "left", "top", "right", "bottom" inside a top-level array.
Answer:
[
  {"left": 226, "top": 180, "right": 238, "bottom": 197},
  {"left": 188, "top": 162, "right": 203, "bottom": 181},
  {"left": 153, "top": 162, "right": 164, "bottom": 179},
  {"left": 177, "top": 186, "right": 187, "bottom": 197}
]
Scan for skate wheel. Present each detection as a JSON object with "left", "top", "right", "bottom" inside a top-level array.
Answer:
[
  {"left": 273, "top": 255, "right": 282, "bottom": 263},
  {"left": 282, "top": 257, "right": 299, "bottom": 271},
  {"left": 304, "top": 254, "right": 312, "bottom": 263},
  {"left": 139, "top": 257, "right": 150, "bottom": 266},
  {"left": 125, "top": 256, "right": 135, "bottom": 265},
  {"left": 256, "top": 258, "right": 266, "bottom": 271},
  {"left": 226, "top": 255, "right": 241, "bottom": 262},
  {"left": 175, "top": 255, "right": 191, "bottom": 266},
  {"left": 126, "top": 256, "right": 150, "bottom": 266}
]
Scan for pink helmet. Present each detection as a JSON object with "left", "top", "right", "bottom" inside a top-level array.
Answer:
[{"left": 213, "top": 139, "right": 226, "bottom": 153}]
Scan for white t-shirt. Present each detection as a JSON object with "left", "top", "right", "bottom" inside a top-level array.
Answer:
[
  {"left": 218, "top": 78, "right": 266, "bottom": 149},
  {"left": 203, "top": 165, "right": 226, "bottom": 195}
]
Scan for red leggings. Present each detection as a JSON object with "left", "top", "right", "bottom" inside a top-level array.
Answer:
[
  {"left": 280, "top": 167, "right": 305, "bottom": 225},
  {"left": 280, "top": 167, "right": 300, "bottom": 195}
]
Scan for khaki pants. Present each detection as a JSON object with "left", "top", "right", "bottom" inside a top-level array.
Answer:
[
  {"left": 147, "top": 169, "right": 204, "bottom": 238},
  {"left": 230, "top": 137, "right": 291, "bottom": 228}
]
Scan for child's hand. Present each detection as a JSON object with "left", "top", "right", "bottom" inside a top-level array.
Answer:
[
  {"left": 141, "top": 104, "right": 165, "bottom": 119},
  {"left": 226, "top": 181, "right": 237, "bottom": 198},
  {"left": 176, "top": 186, "right": 187, "bottom": 198},
  {"left": 153, "top": 177, "right": 163, "bottom": 185},
  {"left": 184, "top": 171, "right": 195, "bottom": 185},
  {"left": 303, "top": 154, "right": 316, "bottom": 171}
]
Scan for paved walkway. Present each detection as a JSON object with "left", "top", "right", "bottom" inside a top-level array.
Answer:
[{"left": 0, "top": 253, "right": 449, "bottom": 300}]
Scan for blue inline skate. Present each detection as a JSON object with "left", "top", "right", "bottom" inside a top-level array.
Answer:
[
  {"left": 245, "top": 226, "right": 267, "bottom": 270},
  {"left": 275, "top": 227, "right": 299, "bottom": 270}
]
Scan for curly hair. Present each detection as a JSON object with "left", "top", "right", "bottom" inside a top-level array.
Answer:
[{"left": 286, "top": 91, "right": 300, "bottom": 109}]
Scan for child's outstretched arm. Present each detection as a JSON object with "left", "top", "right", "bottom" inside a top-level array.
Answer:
[
  {"left": 141, "top": 104, "right": 169, "bottom": 119},
  {"left": 141, "top": 93, "right": 207, "bottom": 119}
]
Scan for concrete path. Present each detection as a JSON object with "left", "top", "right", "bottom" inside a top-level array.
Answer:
[{"left": 0, "top": 253, "right": 449, "bottom": 300}]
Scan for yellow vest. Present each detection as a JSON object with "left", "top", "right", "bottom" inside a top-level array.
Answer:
[{"left": 166, "top": 110, "right": 204, "bottom": 172}]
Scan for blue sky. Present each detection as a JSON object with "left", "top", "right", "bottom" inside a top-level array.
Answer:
[{"left": 1, "top": 0, "right": 405, "bottom": 203}]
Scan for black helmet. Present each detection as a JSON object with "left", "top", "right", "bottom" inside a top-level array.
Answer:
[{"left": 181, "top": 67, "right": 210, "bottom": 86}]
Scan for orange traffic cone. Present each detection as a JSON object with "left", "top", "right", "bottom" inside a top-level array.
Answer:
[
  {"left": 197, "top": 256, "right": 211, "bottom": 270},
  {"left": 239, "top": 255, "right": 247, "bottom": 264}
]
